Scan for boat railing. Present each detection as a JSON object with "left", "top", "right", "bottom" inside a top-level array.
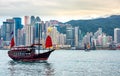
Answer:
[{"left": 11, "top": 46, "right": 35, "bottom": 51}]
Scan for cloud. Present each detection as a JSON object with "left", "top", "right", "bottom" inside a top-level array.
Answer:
[{"left": 0, "top": 0, "right": 120, "bottom": 19}]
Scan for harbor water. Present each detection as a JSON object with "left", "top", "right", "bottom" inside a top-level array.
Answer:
[{"left": 0, "top": 50, "right": 120, "bottom": 76}]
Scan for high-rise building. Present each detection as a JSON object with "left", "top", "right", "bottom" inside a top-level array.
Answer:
[
  {"left": 74, "top": 27, "right": 79, "bottom": 47},
  {"left": 30, "top": 16, "right": 36, "bottom": 44},
  {"left": 30, "top": 16, "right": 35, "bottom": 25},
  {"left": 1, "top": 19, "right": 14, "bottom": 41},
  {"left": 114, "top": 28, "right": 120, "bottom": 43},
  {"left": 78, "top": 29, "right": 82, "bottom": 47},
  {"left": 24, "top": 16, "right": 30, "bottom": 26},
  {"left": 45, "top": 21, "right": 50, "bottom": 33},
  {"left": 102, "top": 34, "right": 107, "bottom": 46},
  {"left": 82, "top": 32, "right": 93, "bottom": 47},
  {"left": 13, "top": 17, "right": 23, "bottom": 46},
  {"left": 25, "top": 24, "right": 34, "bottom": 46},
  {"left": 48, "top": 26, "right": 59, "bottom": 45},
  {"left": 41, "top": 21, "right": 44, "bottom": 31},
  {"left": 35, "top": 17, "right": 42, "bottom": 41},
  {"left": 0, "top": 28, "right": 1, "bottom": 39},
  {"left": 94, "top": 28, "right": 102, "bottom": 38},
  {"left": 59, "top": 33, "right": 66, "bottom": 45},
  {"left": 25, "top": 16, "right": 36, "bottom": 46},
  {"left": 2, "top": 22, "right": 8, "bottom": 41},
  {"left": 36, "top": 16, "right": 41, "bottom": 22},
  {"left": 66, "top": 25, "right": 75, "bottom": 47}
]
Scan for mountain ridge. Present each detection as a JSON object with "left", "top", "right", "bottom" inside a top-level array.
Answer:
[{"left": 63, "top": 15, "right": 120, "bottom": 37}]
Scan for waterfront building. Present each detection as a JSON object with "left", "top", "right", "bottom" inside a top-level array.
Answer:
[
  {"left": 74, "top": 27, "right": 79, "bottom": 47},
  {"left": 36, "top": 16, "right": 41, "bottom": 22},
  {"left": 25, "top": 24, "right": 34, "bottom": 46},
  {"left": 78, "top": 29, "right": 84, "bottom": 48},
  {"left": 30, "top": 16, "right": 36, "bottom": 44},
  {"left": 1, "top": 19, "right": 14, "bottom": 41},
  {"left": 48, "top": 26, "right": 59, "bottom": 46},
  {"left": 107, "top": 36, "right": 112, "bottom": 43},
  {"left": 24, "top": 16, "right": 34, "bottom": 46},
  {"left": 114, "top": 28, "right": 120, "bottom": 44},
  {"left": 97, "top": 34, "right": 103, "bottom": 46},
  {"left": 45, "top": 21, "right": 50, "bottom": 34},
  {"left": 59, "top": 33, "right": 66, "bottom": 46},
  {"left": 13, "top": 17, "right": 23, "bottom": 46},
  {"left": 0, "top": 28, "right": 1, "bottom": 39},
  {"left": 24, "top": 16, "right": 30, "bottom": 26},
  {"left": 30, "top": 16, "right": 35, "bottom": 25},
  {"left": 66, "top": 25, "right": 75, "bottom": 47},
  {"left": 94, "top": 28, "right": 102, "bottom": 38},
  {"left": 41, "top": 21, "right": 45, "bottom": 32},
  {"left": 21, "top": 28, "right": 26, "bottom": 45},
  {"left": 35, "top": 17, "right": 42, "bottom": 41},
  {"left": 82, "top": 32, "right": 93, "bottom": 46},
  {"left": 102, "top": 34, "right": 107, "bottom": 46}
]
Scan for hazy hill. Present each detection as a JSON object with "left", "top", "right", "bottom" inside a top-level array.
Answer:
[{"left": 64, "top": 15, "right": 120, "bottom": 37}]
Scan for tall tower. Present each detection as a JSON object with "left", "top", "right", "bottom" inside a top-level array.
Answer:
[
  {"left": 1, "top": 19, "right": 14, "bottom": 41},
  {"left": 114, "top": 28, "right": 120, "bottom": 43},
  {"left": 30, "top": 16, "right": 35, "bottom": 25},
  {"left": 66, "top": 25, "right": 75, "bottom": 47},
  {"left": 25, "top": 16, "right": 34, "bottom": 46},
  {"left": 35, "top": 16, "right": 42, "bottom": 41},
  {"left": 24, "top": 16, "right": 30, "bottom": 26},
  {"left": 25, "top": 24, "right": 34, "bottom": 46},
  {"left": 74, "top": 27, "right": 79, "bottom": 47},
  {"left": 13, "top": 17, "right": 23, "bottom": 46},
  {"left": 48, "top": 26, "right": 59, "bottom": 45}
]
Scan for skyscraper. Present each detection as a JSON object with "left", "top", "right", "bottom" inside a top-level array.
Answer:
[
  {"left": 25, "top": 16, "right": 36, "bottom": 46},
  {"left": 114, "top": 28, "right": 120, "bottom": 43},
  {"left": 49, "top": 26, "right": 59, "bottom": 45},
  {"left": 66, "top": 25, "right": 75, "bottom": 47},
  {"left": 24, "top": 16, "right": 30, "bottom": 26},
  {"left": 36, "top": 16, "right": 41, "bottom": 22},
  {"left": 74, "top": 27, "right": 79, "bottom": 47},
  {"left": 35, "top": 16, "right": 42, "bottom": 40},
  {"left": 30, "top": 16, "right": 35, "bottom": 25},
  {"left": 25, "top": 24, "right": 34, "bottom": 46},
  {"left": 1, "top": 19, "right": 14, "bottom": 41},
  {"left": 59, "top": 33, "right": 66, "bottom": 46},
  {"left": 13, "top": 17, "right": 23, "bottom": 46}
]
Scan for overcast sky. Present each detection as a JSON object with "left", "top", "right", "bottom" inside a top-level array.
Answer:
[{"left": 0, "top": 0, "right": 120, "bottom": 24}]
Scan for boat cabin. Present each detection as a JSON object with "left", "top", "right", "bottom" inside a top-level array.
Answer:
[{"left": 9, "top": 46, "right": 36, "bottom": 58}]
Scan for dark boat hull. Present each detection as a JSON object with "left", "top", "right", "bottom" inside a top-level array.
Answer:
[{"left": 8, "top": 49, "right": 55, "bottom": 62}]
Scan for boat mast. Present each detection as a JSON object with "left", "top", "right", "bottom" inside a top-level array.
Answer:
[
  {"left": 38, "top": 22, "right": 41, "bottom": 53},
  {"left": 30, "top": 25, "right": 31, "bottom": 46},
  {"left": 14, "top": 20, "right": 16, "bottom": 46}
]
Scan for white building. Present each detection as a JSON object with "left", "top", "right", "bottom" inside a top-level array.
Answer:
[
  {"left": 74, "top": 27, "right": 79, "bottom": 47},
  {"left": 49, "top": 26, "right": 59, "bottom": 45},
  {"left": 94, "top": 28, "right": 102, "bottom": 38},
  {"left": 59, "top": 33, "right": 66, "bottom": 45},
  {"left": 25, "top": 25, "right": 34, "bottom": 46},
  {"left": 114, "top": 28, "right": 120, "bottom": 43}
]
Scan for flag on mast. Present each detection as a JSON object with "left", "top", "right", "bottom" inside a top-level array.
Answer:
[{"left": 10, "top": 31, "right": 15, "bottom": 48}]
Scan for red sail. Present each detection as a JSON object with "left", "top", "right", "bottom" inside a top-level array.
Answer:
[
  {"left": 10, "top": 37, "right": 15, "bottom": 48},
  {"left": 45, "top": 35, "right": 52, "bottom": 48}
]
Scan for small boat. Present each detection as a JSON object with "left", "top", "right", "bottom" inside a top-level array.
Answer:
[
  {"left": 8, "top": 35, "right": 55, "bottom": 62},
  {"left": 84, "top": 43, "right": 90, "bottom": 51}
]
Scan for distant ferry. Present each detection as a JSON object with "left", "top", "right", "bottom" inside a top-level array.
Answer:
[{"left": 84, "top": 43, "right": 90, "bottom": 51}]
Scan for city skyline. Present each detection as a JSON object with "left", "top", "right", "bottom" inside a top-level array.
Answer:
[
  {"left": 0, "top": 0, "right": 120, "bottom": 25},
  {"left": 0, "top": 14, "right": 119, "bottom": 26},
  {"left": 0, "top": 15, "right": 120, "bottom": 50}
]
